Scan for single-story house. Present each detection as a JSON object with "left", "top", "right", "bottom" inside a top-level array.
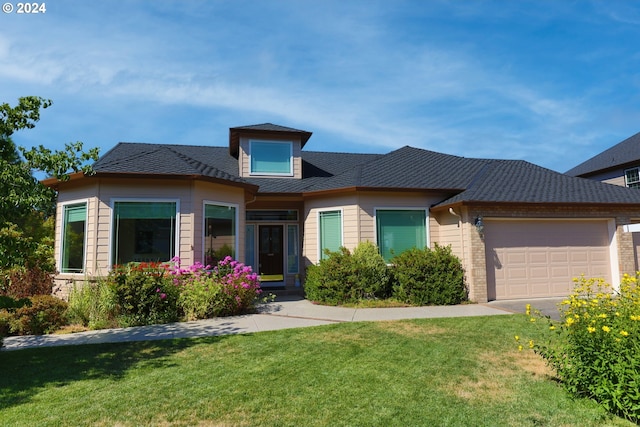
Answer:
[
  {"left": 44, "top": 123, "right": 640, "bottom": 302},
  {"left": 567, "top": 130, "right": 640, "bottom": 271}
]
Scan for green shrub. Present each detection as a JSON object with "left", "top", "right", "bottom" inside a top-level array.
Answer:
[
  {"left": 108, "top": 262, "right": 180, "bottom": 326},
  {"left": 177, "top": 275, "right": 223, "bottom": 321},
  {"left": 305, "top": 247, "right": 360, "bottom": 305},
  {"left": 524, "top": 275, "right": 640, "bottom": 423},
  {"left": 351, "top": 241, "right": 392, "bottom": 299},
  {"left": 66, "top": 281, "right": 118, "bottom": 330},
  {"left": 0, "top": 265, "right": 54, "bottom": 298},
  {"left": 0, "top": 309, "right": 11, "bottom": 337},
  {"left": 9, "top": 295, "right": 68, "bottom": 335},
  {"left": 0, "top": 295, "right": 31, "bottom": 310},
  {"left": 391, "top": 244, "right": 467, "bottom": 306},
  {"left": 304, "top": 242, "right": 391, "bottom": 305}
]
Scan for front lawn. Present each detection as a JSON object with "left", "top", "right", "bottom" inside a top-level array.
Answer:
[{"left": 0, "top": 315, "right": 633, "bottom": 426}]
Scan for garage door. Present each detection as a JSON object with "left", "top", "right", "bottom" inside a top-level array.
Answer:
[{"left": 484, "top": 220, "right": 611, "bottom": 300}]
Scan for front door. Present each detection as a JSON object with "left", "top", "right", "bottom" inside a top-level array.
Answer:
[{"left": 259, "top": 225, "right": 284, "bottom": 282}]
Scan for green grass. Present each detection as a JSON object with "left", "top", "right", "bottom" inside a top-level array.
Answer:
[{"left": 0, "top": 315, "right": 634, "bottom": 426}]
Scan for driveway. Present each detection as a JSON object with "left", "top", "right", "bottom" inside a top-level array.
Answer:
[{"left": 487, "top": 297, "right": 566, "bottom": 320}]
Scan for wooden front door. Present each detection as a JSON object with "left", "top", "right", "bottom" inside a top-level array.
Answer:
[{"left": 259, "top": 225, "right": 284, "bottom": 281}]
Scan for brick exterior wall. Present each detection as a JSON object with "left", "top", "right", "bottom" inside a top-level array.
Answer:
[{"left": 444, "top": 204, "right": 640, "bottom": 303}]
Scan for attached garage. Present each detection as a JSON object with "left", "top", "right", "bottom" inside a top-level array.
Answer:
[{"left": 484, "top": 219, "right": 614, "bottom": 300}]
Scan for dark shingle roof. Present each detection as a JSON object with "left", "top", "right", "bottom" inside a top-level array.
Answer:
[
  {"left": 437, "top": 159, "right": 640, "bottom": 207},
  {"left": 93, "top": 143, "right": 248, "bottom": 185},
  {"left": 566, "top": 131, "right": 640, "bottom": 177},
  {"left": 92, "top": 139, "right": 640, "bottom": 207}
]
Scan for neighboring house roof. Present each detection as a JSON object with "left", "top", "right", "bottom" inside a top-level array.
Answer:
[
  {"left": 86, "top": 126, "right": 640, "bottom": 208},
  {"left": 566, "top": 131, "right": 640, "bottom": 177}
]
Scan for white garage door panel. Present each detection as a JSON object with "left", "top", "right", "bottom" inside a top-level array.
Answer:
[{"left": 485, "top": 220, "right": 611, "bottom": 300}]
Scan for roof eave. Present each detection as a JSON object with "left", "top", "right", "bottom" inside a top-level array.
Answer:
[{"left": 43, "top": 172, "right": 259, "bottom": 193}]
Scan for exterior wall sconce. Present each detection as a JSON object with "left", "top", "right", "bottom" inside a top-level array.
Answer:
[{"left": 474, "top": 216, "right": 484, "bottom": 238}]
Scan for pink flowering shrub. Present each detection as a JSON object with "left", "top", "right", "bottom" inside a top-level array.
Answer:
[{"left": 170, "top": 256, "right": 262, "bottom": 320}]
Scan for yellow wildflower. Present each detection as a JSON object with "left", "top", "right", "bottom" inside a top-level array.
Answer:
[
  {"left": 525, "top": 304, "right": 531, "bottom": 316},
  {"left": 587, "top": 326, "right": 596, "bottom": 333},
  {"left": 528, "top": 340, "right": 534, "bottom": 349},
  {"left": 514, "top": 335, "right": 520, "bottom": 342},
  {"left": 566, "top": 317, "right": 575, "bottom": 326},
  {"left": 598, "top": 313, "right": 607, "bottom": 319},
  {"left": 518, "top": 345, "right": 523, "bottom": 352},
  {"left": 549, "top": 325, "right": 556, "bottom": 331},
  {"left": 620, "top": 330, "right": 629, "bottom": 337},
  {"left": 602, "top": 326, "right": 611, "bottom": 333}
]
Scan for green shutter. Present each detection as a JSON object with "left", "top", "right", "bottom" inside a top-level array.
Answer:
[
  {"left": 65, "top": 204, "right": 86, "bottom": 222},
  {"left": 377, "top": 210, "right": 426, "bottom": 262},
  {"left": 319, "top": 210, "right": 342, "bottom": 260},
  {"left": 114, "top": 202, "right": 176, "bottom": 219}
]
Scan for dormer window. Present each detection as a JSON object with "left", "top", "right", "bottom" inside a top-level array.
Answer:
[{"left": 249, "top": 140, "right": 293, "bottom": 176}]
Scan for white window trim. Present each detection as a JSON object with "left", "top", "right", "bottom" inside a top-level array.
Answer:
[
  {"left": 287, "top": 224, "right": 300, "bottom": 274},
  {"left": 317, "top": 207, "right": 344, "bottom": 261},
  {"left": 108, "top": 198, "right": 181, "bottom": 268},
  {"left": 248, "top": 139, "right": 294, "bottom": 177},
  {"left": 59, "top": 198, "right": 90, "bottom": 275},
  {"left": 373, "top": 207, "right": 430, "bottom": 260},
  {"left": 203, "top": 200, "right": 240, "bottom": 263},
  {"left": 624, "top": 166, "right": 640, "bottom": 188}
]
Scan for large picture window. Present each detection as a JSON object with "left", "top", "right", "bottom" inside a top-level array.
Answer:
[
  {"left": 319, "top": 210, "right": 342, "bottom": 260},
  {"left": 112, "top": 201, "right": 177, "bottom": 265},
  {"left": 204, "top": 203, "right": 237, "bottom": 265},
  {"left": 376, "top": 209, "right": 427, "bottom": 262},
  {"left": 61, "top": 202, "right": 87, "bottom": 273},
  {"left": 249, "top": 140, "right": 293, "bottom": 176}
]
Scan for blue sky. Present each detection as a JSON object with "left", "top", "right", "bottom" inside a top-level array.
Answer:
[{"left": 2, "top": 0, "right": 640, "bottom": 173}]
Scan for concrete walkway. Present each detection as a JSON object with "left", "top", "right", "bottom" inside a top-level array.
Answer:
[{"left": 1, "top": 297, "right": 562, "bottom": 352}]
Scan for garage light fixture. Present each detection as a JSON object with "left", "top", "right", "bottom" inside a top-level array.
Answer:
[{"left": 474, "top": 216, "right": 484, "bottom": 238}]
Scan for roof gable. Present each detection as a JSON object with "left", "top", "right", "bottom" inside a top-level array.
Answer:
[{"left": 566, "top": 131, "right": 640, "bottom": 177}]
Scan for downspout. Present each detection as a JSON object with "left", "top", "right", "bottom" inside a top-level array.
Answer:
[{"left": 448, "top": 207, "right": 466, "bottom": 268}]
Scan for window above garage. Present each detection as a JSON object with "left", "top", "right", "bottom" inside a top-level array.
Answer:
[{"left": 625, "top": 167, "right": 640, "bottom": 189}]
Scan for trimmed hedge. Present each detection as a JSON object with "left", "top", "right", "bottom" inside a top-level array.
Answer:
[
  {"left": 305, "top": 242, "right": 467, "bottom": 306},
  {"left": 391, "top": 244, "right": 467, "bottom": 306}
]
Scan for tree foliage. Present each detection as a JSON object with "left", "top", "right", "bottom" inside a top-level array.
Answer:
[{"left": 0, "top": 96, "right": 99, "bottom": 271}]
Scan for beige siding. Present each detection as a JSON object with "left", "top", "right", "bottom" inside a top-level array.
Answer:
[
  {"left": 356, "top": 191, "right": 443, "bottom": 246},
  {"left": 432, "top": 210, "right": 464, "bottom": 257},
  {"left": 192, "top": 181, "right": 246, "bottom": 265},
  {"left": 304, "top": 191, "right": 447, "bottom": 264},
  {"left": 238, "top": 135, "right": 302, "bottom": 179},
  {"left": 94, "top": 179, "right": 191, "bottom": 270},
  {"left": 304, "top": 194, "right": 359, "bottom": 264},
  {"left": 603, "top": 176, "right": 626, "bottom": 187},
  {"left": 54, "top": 178, "right": 246, "bottom": 281}
]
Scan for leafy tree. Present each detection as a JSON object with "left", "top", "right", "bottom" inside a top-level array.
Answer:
[{"left": 0, "top": 96, "right": 99, "bottom": 271}]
